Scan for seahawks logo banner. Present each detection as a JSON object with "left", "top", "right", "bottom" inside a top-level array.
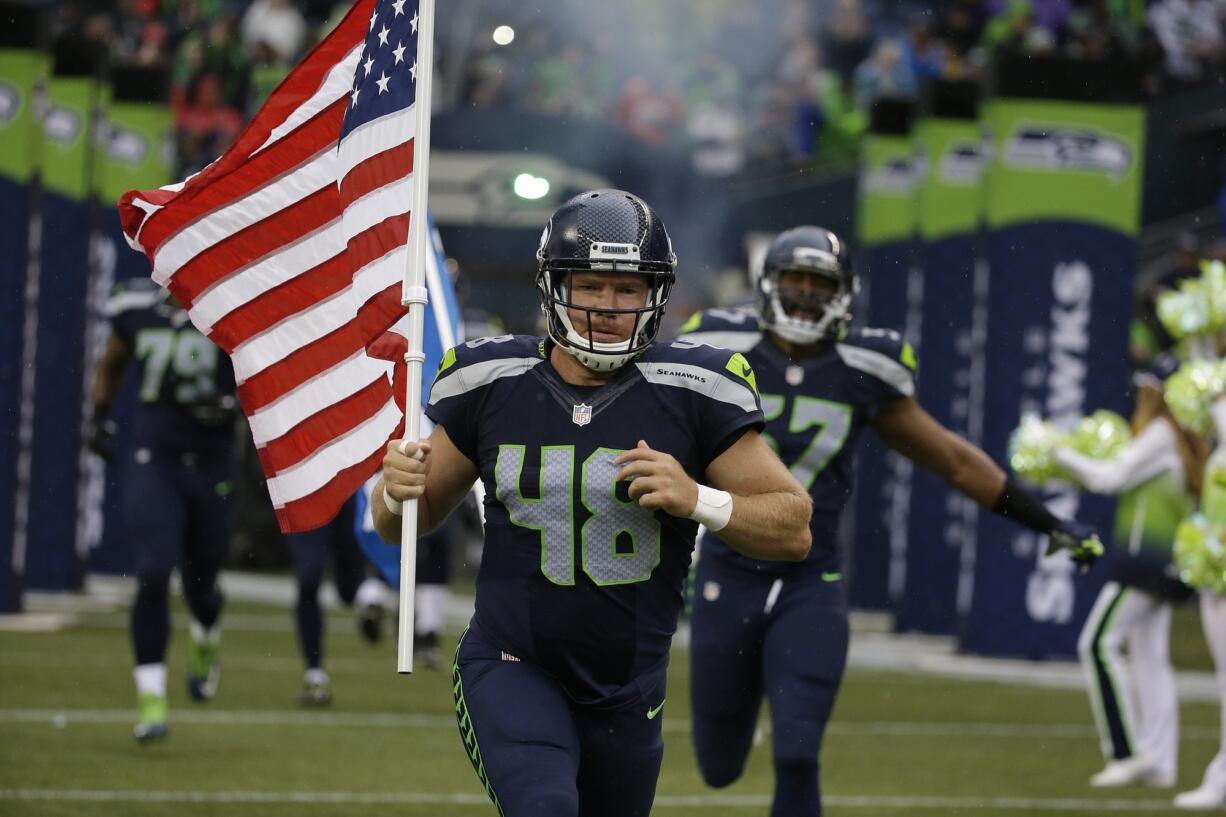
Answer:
[
  {"left": 88, "top": 66, "right": 175, "bottom": 577},
  {"left": 963, "top": 60, "right": 1144, "bottom": 658},
  {"left": 24, "top": 43, "right": 104, "bottom": 592},
  {"left": 898, "top": 85, "right": 985, "bottom": 636},
  {"left": 0, "top": 27, "right": 48, "bottom": 611},
  {"left": 850, "top": 100, "right": 917, "bottom": 612}
]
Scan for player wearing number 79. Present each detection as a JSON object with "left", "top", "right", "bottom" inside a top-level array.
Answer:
[
  {"left": 373, "top": 190, "right": 812, "bottom": 817},
  {"left": 86, "top": 278, "right": 238, "bottom": 743},
  {"left": 677, "top": 226, "right": 1106, "bottom": 817}
]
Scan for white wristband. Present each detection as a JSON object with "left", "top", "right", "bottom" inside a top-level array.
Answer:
[
  {"left": 689, "top": 484, "right": 733, "bottom": 532},
  {"left": 383, "top": 486, "right": 404, "bottom": 517}
]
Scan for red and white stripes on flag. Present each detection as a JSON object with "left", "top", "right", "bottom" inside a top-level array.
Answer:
[{"left": 118, "top": 0, "right": 420, "bottom": 533}]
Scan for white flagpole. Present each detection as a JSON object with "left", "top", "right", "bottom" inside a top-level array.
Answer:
[{"left": 398, "top": 0, "right": 436, "bottom": 674}]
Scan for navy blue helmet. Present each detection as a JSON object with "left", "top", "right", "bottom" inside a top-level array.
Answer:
[
  {"left": 756, "top": 226, "right": 857, "bottom": 344},
  {"left": 536, "top": 189, "right": 676, "bottom": 371}
]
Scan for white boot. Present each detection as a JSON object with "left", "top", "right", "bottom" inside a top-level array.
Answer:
[{"left": 1174, "top": 785, "right": 1226, "bottom": 810}]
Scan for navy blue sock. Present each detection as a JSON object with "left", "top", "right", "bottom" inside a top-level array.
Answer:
[
  {"left": 296, "top": 581, "right": 323, "bottom": 670},
  {"left": 771, "top": 759, "right": 820, "bottom": 817},
  {"left": 131, "top": 573, "right": 171, "bottom": 666}
]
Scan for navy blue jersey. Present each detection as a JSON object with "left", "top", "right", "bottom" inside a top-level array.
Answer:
[
  {"left": 106, "top": 278, "right": 237, "bottom": 454},
  {"left": 425, "top": 335, "right": 763, "bottom": 705},
  {"left": 678, "top": 307, "right": 916, "bottom": 575}
]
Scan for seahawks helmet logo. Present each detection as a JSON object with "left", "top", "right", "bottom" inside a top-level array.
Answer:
[
  {"left": 107, "top": 125, "right": 149, "bottom": 166},
  {"left": 863, "top": 157, "right": 916, "bottom": 196},
  {"left": 939, "top": 140, "right": 986, "bottom": 185},
  {"left": 1003, "top": 127, "right": 1131, "bottom": 178},
  {"left": 44, "top": 104, "right": 83, "bottom": 146},
  {"left": 0, "top": 81, "right": 20, "bottom": 126}
]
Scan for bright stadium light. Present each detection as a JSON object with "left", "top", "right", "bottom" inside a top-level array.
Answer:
[
  {"left": 492, "top": 25, "right": 515, "bottom": 46},
  {"left": 513, "top": 172, "right": 550, "bottom": 200}
]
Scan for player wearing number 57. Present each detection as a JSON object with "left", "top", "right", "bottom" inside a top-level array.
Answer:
[
  {"left": 373, "top": 189, "right": 811, "bottom": 817},
  {"left": 677, "top": 225, "right": 1106, "bottom": 817}
]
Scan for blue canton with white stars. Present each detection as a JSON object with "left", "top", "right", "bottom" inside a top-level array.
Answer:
[{"left": 340, "top": 0, "right": 420, "bottom": 141}]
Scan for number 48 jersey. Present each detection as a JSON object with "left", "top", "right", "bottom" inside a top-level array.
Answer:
[
  {"left": 678, "top": 307, "right": 918, "bottom": 576},
  {"left": 425, "top": 335, "right": 763, "bottom": 705}
]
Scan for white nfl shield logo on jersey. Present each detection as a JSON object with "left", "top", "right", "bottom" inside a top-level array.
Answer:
[{"left": 572, "top": 403, "right": 593, "bottom": 426}]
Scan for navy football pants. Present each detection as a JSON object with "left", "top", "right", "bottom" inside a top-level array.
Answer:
[
  {"left": 285, "top": 496, "right": 366, "bottom": 670},
  {"left": 124, "top": 449, "right": 234, "bottom": 665},
  {"left": 452, "top": 624, "right": 665, "bottom": 817},
  {"left": 689, "top": 555, "right": 849, "bottom": 812}
]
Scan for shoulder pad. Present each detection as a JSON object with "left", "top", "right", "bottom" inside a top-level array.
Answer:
[
  {"left": 104, "top": 277, "right": 165, "bottom": 317},
  {"left": 428, "top": 335, "right": 544, "bottom": 405},
  {"left": 636, "top": 339, "right": 760, "bottom": 412},
  {"left": 836, "top": 327, "right": 917, "bottom": 396},
  {"left": 675, "top": 307, "right": 762, "bottom": 352},
  {"left": 840, "top": 326, "right": 918, "bottom": 372}
]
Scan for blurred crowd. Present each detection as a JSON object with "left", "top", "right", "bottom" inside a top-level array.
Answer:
[{"left": 54, "top": 0, "right": 1226, "bottom": 178}]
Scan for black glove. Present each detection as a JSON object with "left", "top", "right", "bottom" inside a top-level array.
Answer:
[
  {"left": 1046, "top": 520, "right": 1104, "bottom": 572},
  {"left": 85, "top": 405, "right": 119, "bottom": 462}
]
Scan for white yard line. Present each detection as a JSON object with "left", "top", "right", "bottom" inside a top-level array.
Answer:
[
  {"left": 0, "top": 708, "right": 1217, "bottom": 742},
  {"left": 0, "top": 789, "right": 1181, "bottom": 811}
]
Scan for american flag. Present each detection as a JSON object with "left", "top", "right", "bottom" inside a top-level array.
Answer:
[{"left": 118, "top": 0, "right": 426, "bottom": 533}]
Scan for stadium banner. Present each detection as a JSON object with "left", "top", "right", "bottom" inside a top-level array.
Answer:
[
  {"left": 0, "top": 4, "right": 48, "bottom": 612},
  {"left": 897, "top": 82, "right": 985, "bottom": 635},
  {"left": 87, "top": 64, "right": 174, "bottom": 576},
  {"left": 24, "top": 41, "right": 103, "bottom": 591},
  {"left": 850, "top": 99, "right": 917, "bottom": 612},
  {"left": 962, "top": 56, "right": 1144, "bottom": 658}
]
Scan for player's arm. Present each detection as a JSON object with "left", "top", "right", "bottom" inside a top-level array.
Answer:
[
  {"left": 871, "top": 395, "right": 1102, "bottom": 565},
  {"left": 614, "top": 431, "right": 812, "bottom": 561},
  {"left": 372, "top": 424, "right": 480, "bottom": 545},
  {"left": 85, "top": 334, "right": 133, "bottom": 461}
]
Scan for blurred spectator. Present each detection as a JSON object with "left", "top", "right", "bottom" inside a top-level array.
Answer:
[
  {"left": 1147, "top": 0, "right": 1224, "bottom": 83},
  {"left": 853, "top": 40, "right": 917, "bottom": 110},
  {"left": 900, "top": 14, "right": 948, "bottom": 82},
  {"left": 824, "top": 0, "right": 874, "bottom": 79},
  {"left": 241, "top": 0, "right": 307, "bottom": 63},
  {"left": 614, "top": 76, "right": 685, "bottom": 148}
]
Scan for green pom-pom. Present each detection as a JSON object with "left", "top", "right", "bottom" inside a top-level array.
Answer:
[
  {"left": 1201, "top": 259, "right": 1226, "bottom": 327},
  {"left": 1164, "top": 360, "right": 1226, "bottom": 434},
  {"left": 1173, "top": 514, "right": 1226, "bottom": 595},
  {"left": 1157, "top": 280, "right": 1213, "bottom": 340},
  {"left": 1008, "top": 414, "right": 1068, "bottom": 486},
  {"left": 1066, "top": 410, "right": 1131, "bottom": 459}
]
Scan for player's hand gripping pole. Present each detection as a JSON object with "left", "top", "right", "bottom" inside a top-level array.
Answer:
[{"left": 397, "top": 0, "right": 437, "bottom": 675}]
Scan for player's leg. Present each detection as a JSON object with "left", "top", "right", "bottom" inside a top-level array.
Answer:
[
  {"left": 689, "top": 555, "right": 769, "bottom": 788},
  {"left": 285, "top": 522, "right": 332, "bottom": 705},
  {"left": 1125, "top": 592, "right": 1177, "bottom": 785},
  {"left": 453, "top": 625, "right": 582, "bottom": 816},
  {"left": 329, "top": 497, "right": 365, "bottom": 607},
  {"left": 1077, "top": 582, "right": 1148, "bottom": 784},
  {"left": 123, "top": 455, "right": 185, "bottom": 741},
  {"left": 573, "top": 671, "right": 667, "bottom": 817},
  {"left": 179, "top": 455, "right": 234, "bottom": 702},
  {"left": 1175, "top": 591, "right": 1226, "bottom": 809},
  {"left": 762, "top": 574, "right": 849, "bottom": 817},
  {"left": 415, "top": 521, "right": 453, "bottom": 668}
]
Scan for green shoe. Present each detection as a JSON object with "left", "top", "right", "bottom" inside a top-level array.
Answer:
[
  {"left": 133, "top": 693, "right": 169, "bottom": 743},
  {"left": 187, "top": 631, "right": 221, "bottom": 702}
]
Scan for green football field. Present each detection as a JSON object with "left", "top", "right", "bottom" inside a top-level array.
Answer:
[{"left": 0, "top": 593, "right": 1218, "bottom": 817}]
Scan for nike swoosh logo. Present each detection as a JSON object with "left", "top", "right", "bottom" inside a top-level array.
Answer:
[
  {"left": 821, "top": 572, "right": 842, "bottom": 583},
  {"left": 741, "top": 365, "right": 752, "bottom": 377},
  {"left": 646, "top": 700, "right": 665, "bottom": 720}
]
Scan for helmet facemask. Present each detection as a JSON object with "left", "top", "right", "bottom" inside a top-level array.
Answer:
[
  {"left": 759, "top": 265, "right": 856, "bottom": 345},
  {"left": 537, "top": 254, "right": 675, "bottom": 372}
]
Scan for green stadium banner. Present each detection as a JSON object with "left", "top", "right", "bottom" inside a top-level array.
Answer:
[
  {"left": 851, "top": 98, "right": 917, "bottom": 613},
  {"left": 899, "top": 80, "right": 986, "bottom": 635},
  {"left": 0, "top": 1, "right": 48, "bottom": 614},
  {"left": 89, "top": 63, "right": 174, "bottom": 577},
  {"left": 965, "top": 55, "right": 1145, "bottom": 658},
  {"left": 25, "top": 39, "right": 104, "bottom": 592}
]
